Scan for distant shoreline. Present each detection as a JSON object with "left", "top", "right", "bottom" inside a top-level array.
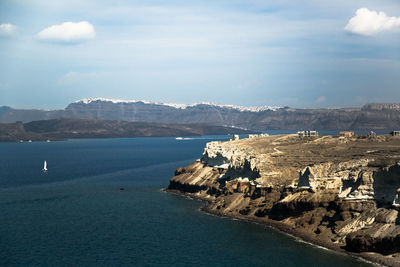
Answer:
[
  {"left": 3, "top": 99, "right": 400, "bottom": 131},
  {"left": 0, "top": 118, "right": 255, "bottom": 142}
]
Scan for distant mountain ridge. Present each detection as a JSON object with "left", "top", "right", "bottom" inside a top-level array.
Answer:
[
  {"left": 1, "top": 98, "right": 400, "bottom": 130},
  {"left": 0, "top": 118, "right": 254, "bottom": 142}
]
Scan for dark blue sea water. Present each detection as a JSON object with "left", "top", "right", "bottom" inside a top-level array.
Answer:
[{"left": 0, "top": 136, "right": 372, "bottom": 266}]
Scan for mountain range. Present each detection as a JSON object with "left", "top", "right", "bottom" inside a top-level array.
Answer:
[{"left": 2, "top": 98, "right": 400, "bottom": 130}]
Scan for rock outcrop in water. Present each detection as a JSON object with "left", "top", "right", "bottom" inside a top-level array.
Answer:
[{"left": 168, "top": 134, "right": 400, "bottom": 266}]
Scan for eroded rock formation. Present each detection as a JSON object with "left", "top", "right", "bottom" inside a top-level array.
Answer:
[{"left": 168, "top": 134, "right": 400, "bottom": 266}]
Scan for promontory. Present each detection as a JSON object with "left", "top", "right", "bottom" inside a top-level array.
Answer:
[{"left": 168, "top": 133, "right": 400, "bottom": 266}]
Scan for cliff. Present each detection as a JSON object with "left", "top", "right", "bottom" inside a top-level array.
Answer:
[
  {"left": 3, "top": 99, "right": 400, "bottom": 130},
  {"left": 168, "top": 134, "right": 400, "bottom": 266}
]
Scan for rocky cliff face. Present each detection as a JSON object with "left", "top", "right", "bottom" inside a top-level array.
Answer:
[
  {"left": 362, "top": 103, "right": 400, "bottom": 111},
  {"left": 61, "top": 101, "right": 400, "bottom": 130},
  {"left": 3, "top": 100, "right": 400, "bottom": 130},
  {"left": 168, "top": 134, "right": 400, "bottom": 266}
]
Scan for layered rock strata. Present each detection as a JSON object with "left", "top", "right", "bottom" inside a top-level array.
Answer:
[{"left": 168, "top": 134, "right": 400, "bottom": 266}]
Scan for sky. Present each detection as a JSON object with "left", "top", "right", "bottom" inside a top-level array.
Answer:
[{"left": 0, "top": 0, "right": 399, "bottom": 109}]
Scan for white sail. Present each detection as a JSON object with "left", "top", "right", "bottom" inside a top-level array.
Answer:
[{"left": 43, "top": 160, "right": 47, "bottom": 171}]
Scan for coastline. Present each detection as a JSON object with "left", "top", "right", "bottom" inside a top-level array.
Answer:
[
  {"left": 0, "top": 119, "right": 254, "bottom": 143},
  {"left": 166, "top": 134, "right": 400, "bottom": 267},
  {"left": 166, "top": 188, "right": 386, "bottom": 267}
]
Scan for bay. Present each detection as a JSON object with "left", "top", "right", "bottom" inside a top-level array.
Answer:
[{"left": 0, "top": 136, "right": 371, "bottom": 266}]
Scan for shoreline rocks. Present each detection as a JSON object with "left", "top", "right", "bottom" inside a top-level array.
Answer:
[{"left": 167, "top": 134, "right": 400, "bottom": 266}]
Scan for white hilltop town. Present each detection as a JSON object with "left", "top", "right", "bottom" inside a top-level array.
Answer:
[{"left": 74, "top": 97, "right": 281, "bottom": 113}]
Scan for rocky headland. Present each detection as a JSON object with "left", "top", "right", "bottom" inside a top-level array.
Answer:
[{"left": 168, "top": 134, "right": 400, "bottom": 266}]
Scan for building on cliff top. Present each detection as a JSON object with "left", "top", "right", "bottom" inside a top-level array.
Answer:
[
  {"left": 391, "top": 131, "right": 400, "bottom": 136},
  {"left": 339, "top": 131, "right": 355, "bottom": 137},
  {"left": 248, "top": 133, "right": 269, "bottom": 139},
  {"left": 297, "top": 130, "right": 318, "bottom": 137},
  {"left": 231, "top": 134, "right": 239, "bottom": 141}
]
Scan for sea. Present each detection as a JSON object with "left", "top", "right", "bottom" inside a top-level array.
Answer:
[{"left": 0, "top": 135, "right": 373, "bottom": 266}]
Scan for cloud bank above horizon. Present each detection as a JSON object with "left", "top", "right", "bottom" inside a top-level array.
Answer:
[{"left": 0, "top": 0, "right": 399, "bottom": 109}]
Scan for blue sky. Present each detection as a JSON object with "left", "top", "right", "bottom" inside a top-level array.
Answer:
[{"left": 0, "top": 0, "right": 399, "bottom": 109}]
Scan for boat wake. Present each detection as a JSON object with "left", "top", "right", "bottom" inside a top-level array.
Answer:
[
  {"left": 175, "top": 137, "right": 194, "bottom": 140},
  {"left": 176, "top": 136, "right": 229, "bottom": 141}
]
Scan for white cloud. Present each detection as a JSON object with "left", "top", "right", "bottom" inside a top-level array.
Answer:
[
  {"left": 345, "top": 8, "right": 400, "bottom": 36},
  {"left": 38, "top": 21, "right": 95, "bottom": 43},
  {"left": 0, "top": 23, "right": 17, "bottom": 37}
]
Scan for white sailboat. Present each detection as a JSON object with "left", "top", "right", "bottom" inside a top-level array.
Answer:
[{"left": 43, "top": 160, "right": 47, "bottom": 172}]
